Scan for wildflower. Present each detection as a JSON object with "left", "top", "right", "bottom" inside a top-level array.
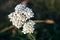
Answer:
[
  {"left": 22, "top": 20, "right": 35, "bottom": 34},
  {"left": 8, "top": 4, "right": 35, "bottom": 34}
]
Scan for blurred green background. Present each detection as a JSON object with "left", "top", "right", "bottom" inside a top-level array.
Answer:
[{"left": 0, "top": 0, "right": 60, "bottom": 40}]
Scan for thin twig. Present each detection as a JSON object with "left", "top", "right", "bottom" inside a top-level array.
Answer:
[
  {"left": 0, "top": 25, "right": 14, "bottom": 33},
  {"left": 34, "top": 20, "right": 45, "bottom": 23}
]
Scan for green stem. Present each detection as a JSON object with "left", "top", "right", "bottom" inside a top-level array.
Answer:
[{"left": 27, "top": 34, "right": 36, "bottom": 40}]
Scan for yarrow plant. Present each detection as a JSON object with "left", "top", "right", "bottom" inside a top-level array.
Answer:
[
  {"left": 22, "top": 20, "right": 35, "bottom": 34},
  {"left": 8, "top": 4, "right": 35, "bottom": 34}
]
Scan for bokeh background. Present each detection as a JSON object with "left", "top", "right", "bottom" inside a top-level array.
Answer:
[{"left": 0, "top": 0, "right": 60, "bottom": 40}]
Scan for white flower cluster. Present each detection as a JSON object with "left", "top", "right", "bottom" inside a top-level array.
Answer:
[
  {"left": 22, "top": 20, "right": 35, "bottom": 34},
  {"left": 8, "top": 4, "right": 35, "bottom": 34},
  {"left": 8, "top": 12, "right": 23, "bottom": 29}
]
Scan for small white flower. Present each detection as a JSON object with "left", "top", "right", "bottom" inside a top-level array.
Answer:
[
  {"left": 27, "top": 20, "right": 35, "bottom": 26},
  {"left": 25, "top": 12, "right": 34, "bottom": 19},
  {"left": 22, "top": 20, "right": 35, "bottom": 34},
  {"left": 8, "top": 12, "right": 14, "bottom": 18},
  {"left": 8, "top": 12, "right": 25, "bottom": 29},
  {"left": 15, "top": 4, "right": 26, "bottom": 14},
  {"left": 12, "top": 20, "right": 23, "bottom": 29}
]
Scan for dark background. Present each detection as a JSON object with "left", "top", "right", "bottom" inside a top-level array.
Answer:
[{"left": 0, "top": 0, "right": 60, "bottom": 40}]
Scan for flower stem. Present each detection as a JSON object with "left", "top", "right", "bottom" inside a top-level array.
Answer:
[
  {"left": 27, "top": 34, "right": 36, "bottom": 40},
  {"left": 0, "top": 25, "right": 14, "bottom": 33}
]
